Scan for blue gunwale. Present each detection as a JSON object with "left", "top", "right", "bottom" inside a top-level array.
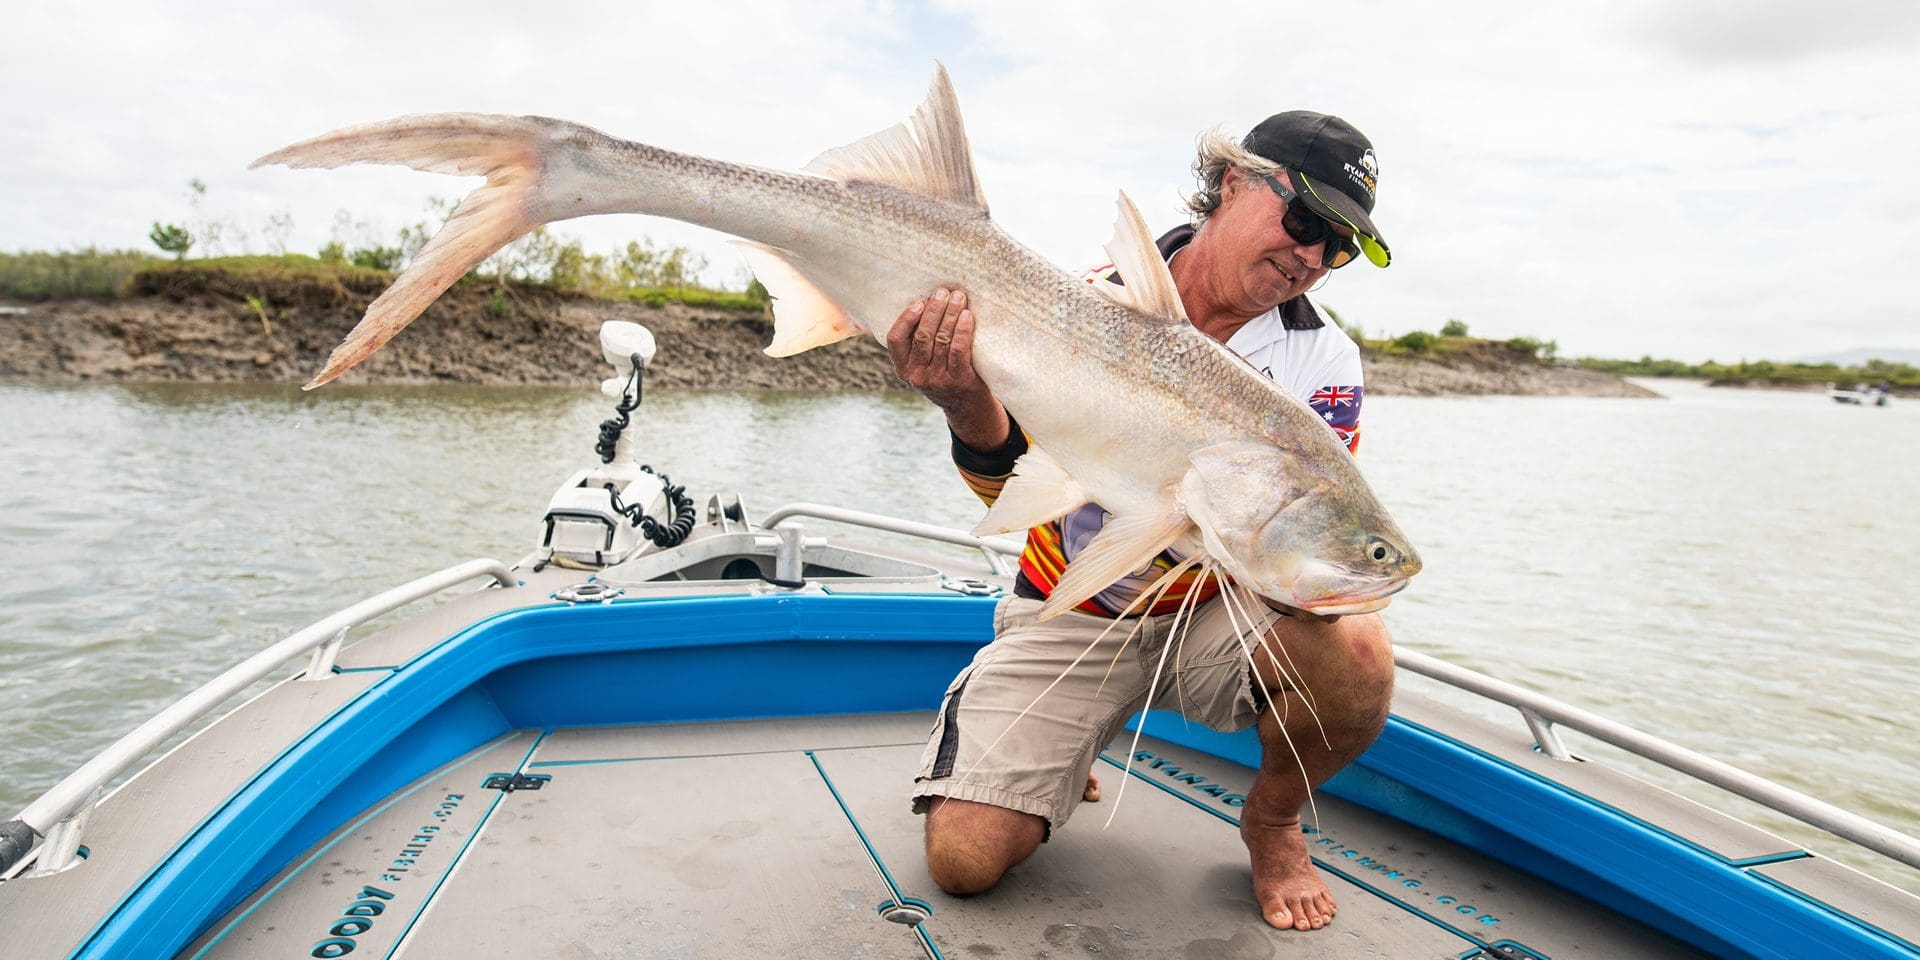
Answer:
[{"left": 66, "top": 592, "right": 1917, "bottom": 960}]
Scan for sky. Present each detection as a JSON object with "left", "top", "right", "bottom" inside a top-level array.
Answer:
[{"left": 5, "top": 0, "right": 1918, "bottom": 363}]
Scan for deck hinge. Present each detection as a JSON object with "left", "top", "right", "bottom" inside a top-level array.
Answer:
[
  {"left": 481, "top": 773, "right": 552, "bottom": 793},
  {"left": 1460, "top": 941, "right": 1548, "bottom": 960}
]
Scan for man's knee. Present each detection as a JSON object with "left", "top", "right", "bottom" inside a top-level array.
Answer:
[
  {"left": 1340, "top": 614, "right": 1395, "bottom": 703},
  {"left": 1259, "top": 613, "right": 1394, "bottom": 739},
  {"left": 923, "top": 797, "right": 1046, "bottom": 895}
]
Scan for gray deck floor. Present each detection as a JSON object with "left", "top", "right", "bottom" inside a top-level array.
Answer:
[{"left": 183, "top": 713, "right": 1708, "bottom": 959}]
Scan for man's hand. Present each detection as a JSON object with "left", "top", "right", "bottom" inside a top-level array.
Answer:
[{"left": 888, "top": 287, "right": 1009, "bottom": 452}]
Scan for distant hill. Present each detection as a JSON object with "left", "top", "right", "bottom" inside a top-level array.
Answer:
[{"left": 1798, "top": 347, "right": 1920, "bottom": 366}]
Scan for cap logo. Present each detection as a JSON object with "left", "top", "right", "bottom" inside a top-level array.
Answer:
[{"left": 1342, "top": 148, "right": 1379, "bottom": 198}]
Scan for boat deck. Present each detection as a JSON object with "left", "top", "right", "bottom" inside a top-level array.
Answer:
[{"left": 181, "top": 713, "right": 1706, "bottom": 959}]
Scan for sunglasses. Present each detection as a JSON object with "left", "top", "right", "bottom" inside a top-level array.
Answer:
[{"left": 1261, "top": 174, "right": 1360, "bottom": 270}]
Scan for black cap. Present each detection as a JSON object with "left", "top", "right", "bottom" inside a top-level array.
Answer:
[{"left": 1243, "top": 111, "right": 1390, "bottom": 267}]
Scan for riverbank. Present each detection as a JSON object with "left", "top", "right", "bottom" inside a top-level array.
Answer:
[{"left": 0, "top": 270, "right": 1653, "bottom": 396}]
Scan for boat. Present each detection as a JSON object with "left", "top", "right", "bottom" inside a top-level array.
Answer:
[
  {"left": 1828, "top": 382, "right": 1893, "bottom": 406},
  {"left": 4, "top": 322, "right": 1916, "bottom": 959}
]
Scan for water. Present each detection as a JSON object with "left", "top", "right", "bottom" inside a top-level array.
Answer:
[{"left": 0, "top": 378, "right": 1915, "bottom": 894}]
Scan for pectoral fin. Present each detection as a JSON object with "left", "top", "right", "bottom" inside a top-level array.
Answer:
[
  {"left": 1037, "top": 508, "right": 1193, "bottom": 621},
  {"left": 973, "top": 446, "right": 1088, "bottom": 536}
]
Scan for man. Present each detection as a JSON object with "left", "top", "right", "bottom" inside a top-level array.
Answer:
[{"left": 888, "top": 112, "right": 1394, "bottom": 933}]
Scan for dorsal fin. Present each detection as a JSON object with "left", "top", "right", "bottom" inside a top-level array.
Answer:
[
  {"left": 1091, "top": 191, "right": 1188, "bottom": 324},
  {"left": 803, "top": 62, "right": 987, "bottom": 214}
]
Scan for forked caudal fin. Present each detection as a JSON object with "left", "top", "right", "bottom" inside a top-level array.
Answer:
[
  {"left": 258, "top": 63, "right": 986, "bottom": 383},
  {"left": 251, "top": 113, "right": 566, "bottom": 388}
]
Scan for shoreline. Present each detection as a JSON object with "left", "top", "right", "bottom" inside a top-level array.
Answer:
[{"left": 0, "top": 289, "right": 1657, "bottom": 398}]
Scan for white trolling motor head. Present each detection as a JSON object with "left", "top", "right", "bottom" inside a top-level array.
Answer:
[{"left": 600, "top": 321, "right": 657, "bottom": 400}]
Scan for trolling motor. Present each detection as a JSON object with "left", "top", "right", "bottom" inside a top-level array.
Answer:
[{"left": 539, "top": 321, "right": 696, "bottom": 567}]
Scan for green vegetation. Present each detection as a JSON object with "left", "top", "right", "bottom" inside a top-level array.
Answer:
[
  {"left": 243, "top": 294, "right": 272, "bottom": 335},
  {"left": 349, "top": 246, "right": 405, "bottom": 271},
  {"left": 6, "top": 185, "right": 767, "bottom": 314},
  {"left": 1391, "top": 330, "right": 1436, "bottom": 353},
  {"left": 1504, "top": 336, "right": 1557, "bottom": 361},
  {"left": 132, "top": 253, "right": 392, "bottom": 287},
  {"left": 1347, "top": 314, "right": 1909, "bottom": 390},
  {"left": 1578, "top": 355, "right": 1919, "bottom": 390},
  {"left": 0, "top": 249, "right": 160, "bottom": 299},
  {"left": 148, "top": 222, "right": 193, "bottom": 259},
  {"left": 1341, "top": 315, "right": 1558, "bottom": 362}
]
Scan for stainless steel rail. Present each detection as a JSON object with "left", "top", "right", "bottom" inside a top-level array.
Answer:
[
  {"left": 762, "top": 503, "right": 1024, "bottom": 577},
  {"left": 1394, "top": 646, "right": 1920, "bottom": 872},
  {"left": 3, "top": 558, "right": 519, "bottom": 877}
]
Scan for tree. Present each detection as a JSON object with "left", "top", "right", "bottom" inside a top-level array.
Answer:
[
  {"left": 262, "top": 210, "right": 295, "bottom": 256},
  {"left": 149, "top": 222, "right": 193, "bottom": 259},
  {"left": 1440, "top": 318, "right": 1470, "bottom": 337},
  {"left": 184, "top": 178, "right": 228, "bottom": 255},
  {"left": 1393, "top": 330, "right": 1435, "bottom": 352}
]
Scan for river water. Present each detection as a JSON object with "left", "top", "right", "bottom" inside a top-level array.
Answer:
[{"left": 0, "top": 377, "right": 1915, "bottom": 894}]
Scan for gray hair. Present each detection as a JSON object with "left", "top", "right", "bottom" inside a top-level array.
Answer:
[{"left": 1186, "top": 126, "right": 1283, "bottom": 225}]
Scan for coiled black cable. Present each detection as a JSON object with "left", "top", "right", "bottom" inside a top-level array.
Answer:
[
  {"left": 591, "top": 354, "right": 695, "bottom": 548},
  {"left": 595, "top": 353, "right": 645, "bottom": 465},
  {"left": 607, "top": 471, "right": 695, "bottom": 548}
]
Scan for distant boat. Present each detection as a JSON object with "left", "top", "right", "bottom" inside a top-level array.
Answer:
[{"left": 1827, "top": 382, "right": 1893, "bottom": 406}]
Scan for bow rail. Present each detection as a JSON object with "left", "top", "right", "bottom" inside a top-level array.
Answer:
[{"left": 1, "top": 558, "right": 518, "bottom": 878}]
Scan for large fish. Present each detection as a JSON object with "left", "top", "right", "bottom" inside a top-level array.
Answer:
[{"left": 254, "top": 65, "right": 1421, "bottom": 618}]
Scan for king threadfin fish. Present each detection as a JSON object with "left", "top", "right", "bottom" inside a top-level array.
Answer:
[{"left": 253, "top": 64, "right": 1421, "bottom": 618}]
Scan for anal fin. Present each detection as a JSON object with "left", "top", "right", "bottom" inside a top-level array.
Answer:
[{"left": 734, "top": 240, "right": 862, "bottom": 357}]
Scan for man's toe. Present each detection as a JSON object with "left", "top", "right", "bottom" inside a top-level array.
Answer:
[{"left": 1263, "top": 903, "right": 1296, "bottom": 930}]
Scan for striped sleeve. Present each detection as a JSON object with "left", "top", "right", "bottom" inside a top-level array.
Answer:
[{"left": 949, "top": 413, "right": 1028, "bottom": 506}]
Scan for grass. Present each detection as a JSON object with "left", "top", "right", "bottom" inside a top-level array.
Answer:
[
  {"left": 627, "top": 286, "right": 766, "bottom": 312},
  {"left": 5, "top": 248, "right": 769, "bottom": 315},
  {"left": 0, "top": 249, "right": 159, "bottom": 300},
  {"left": 134, "top": 253, "right": 393, "bottom": 285}
]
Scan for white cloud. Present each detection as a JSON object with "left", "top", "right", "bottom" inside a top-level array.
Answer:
[{"left": 4, "top": 0, "right": 1916, "bottom": 361}]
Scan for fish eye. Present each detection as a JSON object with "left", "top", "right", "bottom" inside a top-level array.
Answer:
[{"left": 1365, "top": 538, "right": 1395, "bottom": 564}]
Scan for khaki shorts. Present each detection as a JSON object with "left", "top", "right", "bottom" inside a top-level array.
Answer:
[{"left": 911, "top": 594, "right": 1275, "bottom": 833}]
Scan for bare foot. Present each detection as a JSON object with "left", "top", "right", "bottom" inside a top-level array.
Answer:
[
  {"left": 1241, "top": 814, "right": 1335, "bottom": 931},
  {"left": 1082, "top": 771, "right": 1101, "bottom": 802}
]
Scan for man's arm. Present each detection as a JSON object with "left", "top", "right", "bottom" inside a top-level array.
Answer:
[{"left": 887, "top": 288, "right": 1031, "bottom": 506}]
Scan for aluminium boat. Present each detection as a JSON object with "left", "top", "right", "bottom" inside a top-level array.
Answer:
[{"left": 3, "top": 323, "right": 1916, "bottom": 959}]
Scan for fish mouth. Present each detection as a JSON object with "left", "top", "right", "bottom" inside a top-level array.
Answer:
[{"left": 1294, "top": 577, "right": 1409, "bottom": 617}]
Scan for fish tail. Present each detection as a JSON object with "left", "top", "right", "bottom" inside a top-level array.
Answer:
[{"left": 251, "top": 114, "right": 570, "bottom": 388}]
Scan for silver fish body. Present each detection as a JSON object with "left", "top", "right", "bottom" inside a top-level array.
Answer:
[{"left": 254, "top": 67, "right": 1420, "bottom": 615}]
